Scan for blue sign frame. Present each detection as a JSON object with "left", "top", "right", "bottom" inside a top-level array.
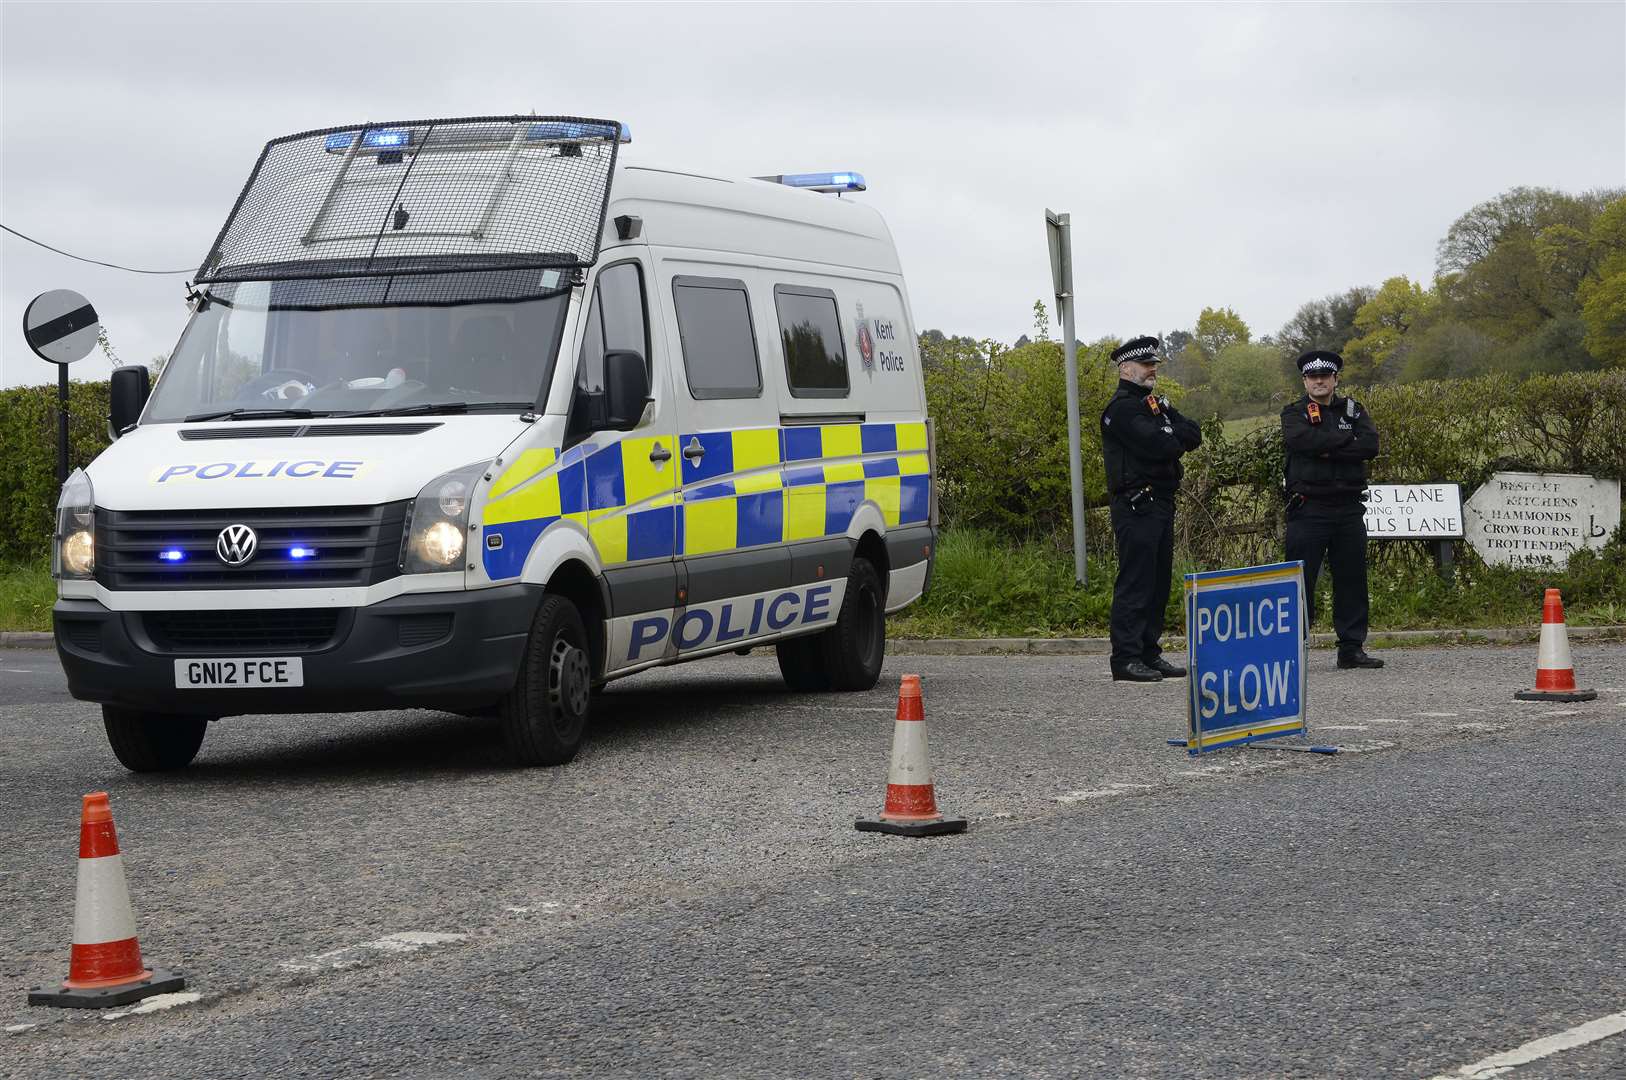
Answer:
[{"left": 1181, "top": 561, "right": 1307, "bottom": 755}]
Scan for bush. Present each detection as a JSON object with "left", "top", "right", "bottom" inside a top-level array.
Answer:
[{"left": 0, "top": 379, "right": 112, "bottom": 563}]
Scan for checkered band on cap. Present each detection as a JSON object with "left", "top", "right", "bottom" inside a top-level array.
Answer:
[
  {"left": 1296, "top": 350, "right": 1343, "bottom": 375},
  {"left": 1111, "top": 336, "right": 1161, "bottom": 364}
]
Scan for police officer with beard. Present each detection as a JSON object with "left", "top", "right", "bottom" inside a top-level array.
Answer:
[
  {"left": 1282, "top": 350, "right": 1383, "bottom": 668},
  {"left": 1102, "top": 336, "right": 1203, "bottom": 682}
]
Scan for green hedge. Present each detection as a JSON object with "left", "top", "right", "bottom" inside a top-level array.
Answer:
[{"left": 0, "top": 379, "right": 112, "bottom": 563}]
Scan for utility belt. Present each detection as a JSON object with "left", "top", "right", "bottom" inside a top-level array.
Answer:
[
  {"left": 1115, "top": 484, "right": 1173, "bottom": 509},
  {"left": 1286, "top": 489, "right": 1367, "bottom": 513}
]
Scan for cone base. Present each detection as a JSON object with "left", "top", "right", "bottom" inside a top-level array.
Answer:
[
  {"left": 28, "top": 967, "right": 184, "bottom": 1009},
  {"left": 1515, "top": 688, "right": 1597, "bottom": 702},
  {"left": 856, "top": 815, "right": 968, "bottom": 837}
]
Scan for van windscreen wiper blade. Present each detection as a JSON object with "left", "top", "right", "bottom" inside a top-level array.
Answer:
[
  {"left": 334, "top": 401, "right": 535, "bottom": 418},
  {"left": 183, "top": 407, "right": 319, "bottom": 422}
]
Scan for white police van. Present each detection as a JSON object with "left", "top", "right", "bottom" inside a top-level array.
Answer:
[{"left": 52, "top": 116, "right": 936, "bottom": 771}]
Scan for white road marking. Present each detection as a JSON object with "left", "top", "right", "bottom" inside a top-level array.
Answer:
[
  {"left": 1110, "top": 782, "right": 1154, "bottom": 790},
  {"left": 1321, "top": 725, "right": 1369, "bottom": 731},
  {"left": 1417, "top": 712, "right": 1460, "bottom": 718},
  {"left": 1176, "top": 766, "right": 1227, "bottom": 777},
  {"left": 4, "top": 1024, "right": 37, "bottom": 1034},
  {"left": 1055, "top": 789, "right": 1124, "bottom": 803},
  {"left": 1334, "top": 739, "right": 1396, "bottom": 753},
  {"left": 1367, "top": 718, "right": 1408, "bottom": 724},
  {"left": 103, "top": 991, "right": 203, "bottom": 1020},
  {"left": 279, "top": 931, "right": 468, "bottom": 973},
  {"left": 2, "top": 668, "right": 34, "bottom": 674},
  {"left": 1426, "top": 1007, "right": 1626, "bottom": 1079}
]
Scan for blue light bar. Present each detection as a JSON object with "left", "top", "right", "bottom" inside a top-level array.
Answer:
[
  {"left": 288, "top": 547, "right": 317, "bottom": 560},
  {"left": 323, "top": 132, "right": 357, "bottom": 152},
  {"left": 525, "top": 121, "right": 630, "bottom": 144},
  {"left": 764, "top": 171, "right": 867, "bottom": 194},
  {"left": 363, "top": 128, "right": 411, "bottom": 149},
  {"left": 158, "top": 549, "right": 186, "bottom": 562}
]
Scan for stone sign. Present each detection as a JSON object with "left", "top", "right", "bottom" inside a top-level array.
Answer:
[
  {"left": 1464, "top": 472, "right": 1622, "bottom": 568},
  {"left": 1364, "top": 484, "right": 1463, "bottom": 539}
]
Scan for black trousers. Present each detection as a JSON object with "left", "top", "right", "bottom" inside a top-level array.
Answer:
[
  {"left": 1285, "top": 505, "right": 1369, "bottom": 652},
  {"left": 1109, "top": 494, "right": 1175, "bottom": 668}
]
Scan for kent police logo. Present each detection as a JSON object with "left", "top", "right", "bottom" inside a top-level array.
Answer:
[{"left": 855, "top": 301, "right": 875, "bottom": 371}]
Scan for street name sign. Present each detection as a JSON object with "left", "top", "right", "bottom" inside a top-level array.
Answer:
[
  {"left": 1464, "top": 472, "right": 1621, "bottom": 569},
  {"left": 1363, "top": 483, "right": 1463, "bottom": 538},
  {"left": 1181, "top": 561, "right": 1307, "bottom": 755}
]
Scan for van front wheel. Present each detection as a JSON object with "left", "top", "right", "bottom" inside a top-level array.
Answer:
[
  {"left": 500, "top": 594, "right": 592, "bottom": 766},
  {"left": 103, "top": 707, "right": 209, "bottom": 772},
  {"left": 820, "top": 556, "right": 886, "bottom": 691}
]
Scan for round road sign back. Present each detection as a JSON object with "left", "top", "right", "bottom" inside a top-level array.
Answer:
[{"left": 24, "top": 290, "right": 101, "bottom": 365}]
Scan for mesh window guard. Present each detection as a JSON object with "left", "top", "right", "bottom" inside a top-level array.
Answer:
[{"left": 196, "top": 116, "right": 624, "bottom": 285}]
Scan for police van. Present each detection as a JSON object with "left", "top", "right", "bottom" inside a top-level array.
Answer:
[{"left": 51, "top": 116, "right": 936, "bottom": 771}]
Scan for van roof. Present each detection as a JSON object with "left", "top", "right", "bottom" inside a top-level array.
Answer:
[{"left": 610, "top": 163, "right": 902, "bottom": 276}]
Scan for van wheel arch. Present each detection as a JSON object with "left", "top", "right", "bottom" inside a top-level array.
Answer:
[{"left": 544, "top": 559, "right": 608, "bottom": 681}]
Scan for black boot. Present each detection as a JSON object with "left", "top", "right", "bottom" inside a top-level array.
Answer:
[
  {"left": 1143, "top": 656, "right": 1187, "bottom": 678},
  {"left": 1112, "top": 660, "right": 1164, "bottom": 682},
  {"left": 1337, "top": 649, "right": 1384, "bottom": 669}
]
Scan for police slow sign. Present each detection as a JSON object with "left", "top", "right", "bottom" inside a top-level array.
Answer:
[{"left": 1182, "top": 561, "right": 1307, "bottom": 754}]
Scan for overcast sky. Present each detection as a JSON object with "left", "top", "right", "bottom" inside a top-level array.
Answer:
[{"left": 3, "top": 1, "right": 1622, "bottom": 388}]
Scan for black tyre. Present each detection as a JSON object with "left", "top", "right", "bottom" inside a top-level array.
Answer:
[
  {"left": 500, "top": 594, "right": 593, "bottom": 766},
  {"left": 775, "top": 632, "right": 831, "bottom": 692},
  {"left": 102, "top": 707, "right": 209, "bottom": 772},
  {"left": 820, "top": 556, "right": 887, "bottom": 691}
]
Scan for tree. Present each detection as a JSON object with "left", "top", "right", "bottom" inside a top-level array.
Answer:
[
  {"left": 1344, "top": 276, "right": 1437, "bottom": 382},
  {"left": 1193, "top": 306, "right": 1250, "bottom": 359},
  {"left": 1396, "top": 322, "right": 1496, "bottom": 382},
  {"left": 1211, "top": 341, "right": 1280, "bottom": 412},
  {"left": 1578, "top": 196, "right": 1626, "bottom": 368}
]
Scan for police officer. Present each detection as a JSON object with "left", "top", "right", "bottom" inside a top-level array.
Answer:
[
  {"left": 1281, "top": 350, "right": 1383, "bottom": 669},
  {"left": 1102, "top": 336, "right": 1203, "bottom": 682}
]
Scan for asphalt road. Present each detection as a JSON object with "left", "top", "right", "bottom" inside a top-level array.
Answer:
[{"left": 2, "top": 642, "right": 1623, "bottom": 1079}]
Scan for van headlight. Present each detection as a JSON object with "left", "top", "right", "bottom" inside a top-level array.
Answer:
[
  {"left": 53, "top": 469, "right": 96, "bottom": 580},
  {"left": 399, "top": 460, "right": 490, "bottom": 573}
]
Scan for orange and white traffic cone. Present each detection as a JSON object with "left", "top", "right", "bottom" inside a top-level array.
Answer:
[
  {"left": 1514, "top": 589, "right": 1597, "bottom": 703},
  {"left": 28, "top": 792, "right": 185, "bottom": 1008},
  {"left": 856, "top": 674, "right": 968, "bottom": 837}
]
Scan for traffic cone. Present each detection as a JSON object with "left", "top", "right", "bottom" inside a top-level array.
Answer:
[
  {"left": 1514, "top": 589, "right": 1597, "bottom": 703},
  {"left": 856, "top": 674, "right": 968, "bottom": 837},
  {"left": 28, "top": 793, "right": 185, "bottom": 1008}
]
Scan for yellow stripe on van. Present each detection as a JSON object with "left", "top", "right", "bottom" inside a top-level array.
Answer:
[
  {"left": 896, "top": 422, "right": 928, "bottom": 452},
  {"left": 783, "top": 485, "right": 826, "bottom": 541},
  {"left": 488, "top": 448, "right": 557, "bottom": 500},
  {"left": 819, "top": 424, "right": 862, "bottom": 459},
  {"left": 484, "top": 473, "right": 563, "bottom": 526},
  {"left": 589, "top": 514, "right": 628, "bottom": 565},
  {"left": 898, "top": 452, "right": 930, "bottom": 476},
  {"left": 685, "top": 498, "right": 736, "bottom": 555},
  {"left": 621, "top": 435, "right": 678, "bottom": 508},
  {"left": 731, "top": 427, "right": 780, "bottom": 471},
  {"left": 823, "top": 461, "right": 865, "bottom": 484},
  {"left": 866, "top": 476, "right": 902, "bottom": 527}
]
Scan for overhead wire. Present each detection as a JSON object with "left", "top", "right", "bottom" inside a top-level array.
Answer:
[{"left": 1, "top": 223, "right": 194, "bottom": 275}]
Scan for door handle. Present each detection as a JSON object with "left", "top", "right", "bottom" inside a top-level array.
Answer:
[
  {"left": 649, "top": 442, "right": 672, "bottom": 464},
  {"left": 681, "top": 437, "right": 706, "bottom": 462}
]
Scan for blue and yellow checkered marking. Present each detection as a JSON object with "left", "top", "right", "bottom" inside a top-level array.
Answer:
[{"left": 477, "top": 421, "right": 930, "bottom": 579}]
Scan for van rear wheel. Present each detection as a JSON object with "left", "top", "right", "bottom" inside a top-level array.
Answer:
[
  {"left": 775, "top": 633, "right": 831, "bottom": 692},
  {"left": 821, "top": 556, "right": 886, "bottom": 691},
  {"left": 102, "top": 707, "right": 209, "bottom": 772},
  {"left": 500, "top": 594, "right": 592, "bottom": 766}
]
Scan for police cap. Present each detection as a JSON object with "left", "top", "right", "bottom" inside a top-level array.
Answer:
[
  {"left": 1296, "top": 350, "right": 1343, "bottom": 375},
  {"left": 1112, "top": 336, "right": 1162, "bottom": 366}
]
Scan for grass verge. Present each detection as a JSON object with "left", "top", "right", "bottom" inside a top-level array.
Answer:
[{"left": 1, "top": 560, "right": 54, "bottom": 633}]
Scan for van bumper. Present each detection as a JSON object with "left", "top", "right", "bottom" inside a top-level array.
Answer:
[{"left": 53, "top": 585, "right": 543, "bottom": 717}]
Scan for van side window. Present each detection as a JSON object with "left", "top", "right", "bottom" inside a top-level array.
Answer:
[
  {"left": 569, "top": 262, "right": 649, "bottom": 439},
  {"left": 672, "top": 277, "right": 762, "bottom": 400},
  {"left": 773, "top": 285, "right": 849, "bottom": 398}
]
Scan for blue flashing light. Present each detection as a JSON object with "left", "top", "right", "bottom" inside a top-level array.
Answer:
[
  {"left": 525, "top": 121, "right": 630, "bottom": 144},
  {"left": 323, "top": 132, "right": 357, "bottom": 153},
  {"left": 362, "top": 128, "right": 411, "bottom": 149},
  {"left": 774, "top": 171, "right": 867, "bottom": 194},
  {"left": 288, "top": 547, "right": 317, "bottom": 560},
  {"left": 158, "top": 549, "right": 186, "bottom": 562}
]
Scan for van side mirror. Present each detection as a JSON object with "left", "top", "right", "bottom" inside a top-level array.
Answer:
[
  {"left": 603, "top": 350, "right": 651, "bottom": 430},
  {"left": 108, "top": 366, "right": 151, "bottom": 439}
]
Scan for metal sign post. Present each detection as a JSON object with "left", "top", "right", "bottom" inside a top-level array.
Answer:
[
  {"left": 1046, "top": 209, "right": 1085, "bottom": 586},
  {"left": 23, "top": 289, "right": 101, "bottom": 485}
]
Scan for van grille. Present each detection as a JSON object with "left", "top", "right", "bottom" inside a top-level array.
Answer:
[
  {"left": 96, "top": 503, "right": 408, "bottom": 590},
  {"left": 144, "top": 609, "right": 343, "bottom": 653}
]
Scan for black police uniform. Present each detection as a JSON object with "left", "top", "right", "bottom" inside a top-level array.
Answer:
[
  {"left": 1280, "top": 351, "right": 1381, "bottom": 666},
  {"left": 1101, "top": 338, "right": 1202, "bottom": 680}
]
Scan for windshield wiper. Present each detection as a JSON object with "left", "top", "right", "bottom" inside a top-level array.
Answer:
[
  {"left": 334, "top": 401, "right": 535, "bottom": 418},
  {"left": 183, "top": 407, "right": 319, "bottom": 423}
]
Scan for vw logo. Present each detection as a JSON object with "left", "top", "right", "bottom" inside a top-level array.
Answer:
[{"left": 216, "top": 524, "right": 258, "bottom": 566}]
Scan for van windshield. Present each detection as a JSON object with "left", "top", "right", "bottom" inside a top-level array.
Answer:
[{"left": 144, "top": 270, "right": 572, "bottom": 423}]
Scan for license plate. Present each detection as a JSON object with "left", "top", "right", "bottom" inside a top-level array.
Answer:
[{"left": 174, "top": 657, "right": 304, "bottom": 689}]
